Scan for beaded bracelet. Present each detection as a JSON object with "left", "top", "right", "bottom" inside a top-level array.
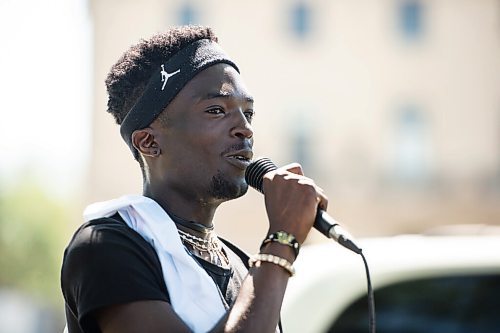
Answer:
[
  {"left": 248, "top": 253, "right": 295, "bottom": 277},
  {"left": 260, "top": 231, "right": 300, "bottom": 258}
]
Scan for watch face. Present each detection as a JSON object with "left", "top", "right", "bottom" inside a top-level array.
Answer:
[{"left": 276, "top": 231, "right": 295, "bottom": 244}]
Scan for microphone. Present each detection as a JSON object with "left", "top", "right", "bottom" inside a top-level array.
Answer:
[{"left": 245, "top": 157, "right": 362, "bottom": 254}]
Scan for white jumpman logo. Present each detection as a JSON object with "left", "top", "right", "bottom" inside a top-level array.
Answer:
[{"left": 160, "top": 65, "right": 180, "bottom": 90}]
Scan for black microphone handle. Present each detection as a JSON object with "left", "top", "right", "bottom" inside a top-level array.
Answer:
[{"left": 245, "top": 157, "right": 362, "bottom": 254}]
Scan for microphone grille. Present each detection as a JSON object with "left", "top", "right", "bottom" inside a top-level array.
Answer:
[{"left": 245, "top": 157, "right": 277, "bottom": 193}]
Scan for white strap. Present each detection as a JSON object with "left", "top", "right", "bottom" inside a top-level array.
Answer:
[{"left": 83, "top": 195, "right": 226, "bottom": 332}]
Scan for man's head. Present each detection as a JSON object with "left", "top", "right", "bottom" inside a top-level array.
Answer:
[
  {"left": 105, "top": 25, "right": 219, "bottom": 157},
  {"left": 105, "top": 26, "right": 254, "bottom": 204}
]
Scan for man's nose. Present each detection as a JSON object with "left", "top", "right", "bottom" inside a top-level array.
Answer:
[{"left": 231, "top": 110, "right": 253, "bottom": 139}]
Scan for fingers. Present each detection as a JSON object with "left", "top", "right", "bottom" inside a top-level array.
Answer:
[
  {"left": 281, "top": 165, "right": 328, "bottom": 211},
  {"left": 262, "top": 163, "right": 303, "bottom": 190},
  {"left": 263, "top": 163, "right": 327, "bottom": 210},
  {"left": 261, "top": 162, "right": 329, "bottom": 241},
  {"left": 282, "top": 163, "right": 304, "bottom": 176},
  {"left": 317, "top": 186, "right": 328, "bottom": 211},
  {"left": 296, "top": 178, "right": 328, "bottom": 211}
]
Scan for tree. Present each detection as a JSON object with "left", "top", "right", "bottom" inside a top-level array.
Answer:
[{"left": 0, "top": 178, "right": 74, "bottom": 307}]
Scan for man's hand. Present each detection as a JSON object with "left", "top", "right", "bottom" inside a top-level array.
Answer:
[{"left": 262, "top": 163, "right": 328, "bottom": 244}]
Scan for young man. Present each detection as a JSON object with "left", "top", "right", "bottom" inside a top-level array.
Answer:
[{"left": 61, "top": 26, "right": 327, "bottom": 333}]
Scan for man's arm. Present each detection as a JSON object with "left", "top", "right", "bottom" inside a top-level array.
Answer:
[
  {"left": 96, "top": 164, "right": 326, "bottom": 333},
  {"left": 96, "top": 300, "right": 191, "bottom": 333},
  {"left": 96, "top": 249, "right": 291, "bottom": 333}
]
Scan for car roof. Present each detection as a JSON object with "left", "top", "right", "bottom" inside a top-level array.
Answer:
[{"left": 282, "top": 234, "right": 500, "bottom": 333}]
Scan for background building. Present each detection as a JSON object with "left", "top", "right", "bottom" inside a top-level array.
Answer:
[{"left": 88, "top": 0, "right": 500, "bottom": 252}]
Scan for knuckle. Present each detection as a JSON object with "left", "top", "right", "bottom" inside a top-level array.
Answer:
[
  {"left": 302, "top": 183, "right": 317, "bottom": 197},
  {"left": 298, "top": 177, "right": 315, "bottom": 187}
]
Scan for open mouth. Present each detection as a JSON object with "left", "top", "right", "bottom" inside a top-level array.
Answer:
[
  {"left": 226, "top": 150, "right": 253, "bottom": 169},
  {"left": 229, "top": 155, "right": 251, "bottom": 162}
]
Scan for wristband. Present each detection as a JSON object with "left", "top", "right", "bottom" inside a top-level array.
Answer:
[
  {"left": 260, "top": 231, "right": 300, "bottom": 258},
  {"left": 249, "top": 253, "right": 295, "bottom": 277}
]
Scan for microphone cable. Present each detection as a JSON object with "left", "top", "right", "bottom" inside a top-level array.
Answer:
[{"left": 361, "top": 249, "right": 376, "bottom": 333}]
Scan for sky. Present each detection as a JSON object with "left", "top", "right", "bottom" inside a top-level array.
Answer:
[{"left": 0, "top": 0, "right": 91, "bottom": 197}]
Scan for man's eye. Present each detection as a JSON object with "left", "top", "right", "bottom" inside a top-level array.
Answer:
[
  {"left": 244, "top": 110, "right": 255, "bottom": 122},
  {"left": 206, "top": 107, "right": 225, "bottom": 115}
]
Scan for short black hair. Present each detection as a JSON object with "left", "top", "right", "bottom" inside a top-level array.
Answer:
[{"left": 105, "top": 26, "right": 218, "bottom": 168}]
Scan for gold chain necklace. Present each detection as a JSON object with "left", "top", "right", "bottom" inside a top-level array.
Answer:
[{"left": 177, "top": 229, "right": 229, "bottom": 266}]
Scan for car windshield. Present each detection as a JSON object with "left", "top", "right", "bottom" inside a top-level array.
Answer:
[{"left": 329, "top": 274, "right": 500, "bottom": 333}]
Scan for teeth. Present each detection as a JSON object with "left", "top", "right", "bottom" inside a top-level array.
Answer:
[{"left": 233, "top": 155, "right": 248, "bottom": 161}]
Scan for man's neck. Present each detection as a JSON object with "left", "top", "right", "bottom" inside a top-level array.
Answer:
[{"left": 143, "top": 184, "right": 220, "bottom": 228}]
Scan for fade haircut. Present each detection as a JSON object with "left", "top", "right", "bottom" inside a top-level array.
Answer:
[{"left": 105, "top": 26, "right": 218, "bottom": 163}]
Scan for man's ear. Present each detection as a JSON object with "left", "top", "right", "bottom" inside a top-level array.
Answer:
[{"left": 131, "top": 128, "right": 161, "bottom": 157}]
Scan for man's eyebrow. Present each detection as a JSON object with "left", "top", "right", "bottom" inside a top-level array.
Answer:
[{"left": 201, "top": 91, "right": 254, "bottom": 103}]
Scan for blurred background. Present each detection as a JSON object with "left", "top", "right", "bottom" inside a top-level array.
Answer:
[{"left": 1, "top": 0, "right": 499, "bottom": 332}]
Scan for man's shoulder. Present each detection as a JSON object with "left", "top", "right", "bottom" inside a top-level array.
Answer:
[
  {"left": 61, "top": 213, "right": 171, "bottom": 330},
  {"left": 66, "top": 214, "right": 128, "bottom": 250},
  {"left": 63, "top": 214, "right": 157, "bottom": 262},
  {"left": 61, "top": 213, "right": 162, "bottom": 287}
]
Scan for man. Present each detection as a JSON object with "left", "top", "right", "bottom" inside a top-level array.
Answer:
[{"left": 61, "top": 26, "right": 327, "bottom": 333}]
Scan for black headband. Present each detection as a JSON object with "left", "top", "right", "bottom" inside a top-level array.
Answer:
[{"left": 120, "top": 39, "right": 240, "bottom": 153}]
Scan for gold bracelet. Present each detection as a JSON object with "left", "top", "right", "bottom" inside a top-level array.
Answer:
[{"left": 248, "top": 253, "right": 295, "bottom": 277}]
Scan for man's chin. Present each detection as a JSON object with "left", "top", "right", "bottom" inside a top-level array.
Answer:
[
  {"left": 231, "top": 183, "right": 249, "bottom": 199},
  {"left": 209, "top": 172, "right": 248, "bottom": 201}
]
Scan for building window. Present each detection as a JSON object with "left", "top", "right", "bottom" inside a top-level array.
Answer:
[
  {"left": 290, "top": 2, "right": 312, "bottom": 39},
  {"left": 393, "top": 105, "right": 431, "bottom": 183},
  {"left": 292, "top": 127, "right": 311, "bottom": 171},
  {"left": 178, "top": 3, "right": 197, "bottom": 25},
  {"left": 399, "top": 0, "right": 423, "bottom": 40},
  {"left": 288, "top": 111, "right": 313, "bottom": 173}
]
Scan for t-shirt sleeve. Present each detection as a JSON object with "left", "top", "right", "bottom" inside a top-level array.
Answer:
[{"left": 61, "top": 218, "right": 169, "bottom": 332}]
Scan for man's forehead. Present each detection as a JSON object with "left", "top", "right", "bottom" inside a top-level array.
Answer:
[
  {"left": 199, "top": 87, "right": 254, "bottom": 102},
  {"left": 187, "top": 65, "right": 253, "bottom": 102}
]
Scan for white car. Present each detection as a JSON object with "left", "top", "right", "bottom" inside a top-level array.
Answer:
[{"left": 282, "top": 232, "right": 500, "bottom": 333}]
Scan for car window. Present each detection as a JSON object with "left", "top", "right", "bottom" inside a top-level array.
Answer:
[{"left": 328, "top": 274, "right": 500, "bottom": 333}]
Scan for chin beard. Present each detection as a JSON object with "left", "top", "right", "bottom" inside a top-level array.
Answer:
[{"left": 209, "top": 170, "right": 248, "bottom": 200}]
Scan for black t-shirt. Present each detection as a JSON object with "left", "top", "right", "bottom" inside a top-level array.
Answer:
[{"left": 61, "top": 213, "right": 249, "bottom": 333}]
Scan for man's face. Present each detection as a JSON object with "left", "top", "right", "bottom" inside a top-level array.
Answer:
[{"left": 151, "top": 63, "right": 254, "bottom": 203}]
